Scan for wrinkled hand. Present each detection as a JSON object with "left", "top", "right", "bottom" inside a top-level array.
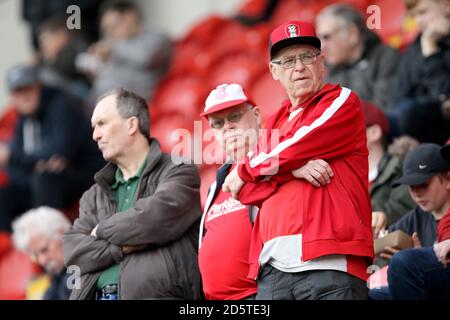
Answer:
[
  {"left": 122, "top": 244, "right": 148, "bottom": 255},
  {"left": 0, "top": 144, "right": 11, "bottom": 167},
  {"left": 434, "top": 239, "right": 450, "bottom": 267},
  {"left": 222, "top": 166, "right": 245, "bottom": 199},
  {"left": 292, "top": 159, "right": 334, "bottom": 187},
  {"left": 372, "top": 211, "right": 388, "bottom": 239}
]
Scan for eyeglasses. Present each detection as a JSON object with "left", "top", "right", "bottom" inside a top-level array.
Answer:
[
  {"left": 208, "top": 108, "right": 252, "bottom": 129},
  {"left": 271, "top": 52, "right": 321, "bottom": 69}
]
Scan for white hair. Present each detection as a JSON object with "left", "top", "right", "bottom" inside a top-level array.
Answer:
[{"left": 12, "top": 206, "right": 71, "bottom": 252}]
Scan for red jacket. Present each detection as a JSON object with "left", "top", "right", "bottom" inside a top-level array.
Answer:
[{"left": 237, "top": 84, "right": 374, "bottom": 278}]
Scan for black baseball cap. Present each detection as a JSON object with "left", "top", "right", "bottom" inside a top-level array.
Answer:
[
  {"left": 6, "top": 65, "right": 39, "bottom": 92},
  {"left": 392, "top": 143, "right": 450, "bottom": 188}
]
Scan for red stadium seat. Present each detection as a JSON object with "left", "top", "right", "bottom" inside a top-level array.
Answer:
[
  {"left": 249, "top": 71, "right": 288, "bottom": 123},
  {"left": 209, "top": 51, "right": 267, "bottom": 89},
  {"left": 211, "top": 20, "right": 271, "bottom": 57},
  {"left": 0, "top": 242, "right": 42, "bottom": 300},
  {"left": 169, "top": 41, "right": 220, "bottom": 76},
  {"left": 270, "top": 0, "right": 321, "bottom": 26},
  {"left": 181, "top": 15, "right": 230, "bottom": 46},
  {"left": 150, "top": 73, "right": 209, "bottom": 122},
  {"left": 151, "top": 112, "right": 196, "bottom": 157},
  {"left": 199, "top": 165, "right": 220, "bottom": 209},
  {"left": 0, "top": 106, "right": 18, "bottom": 187},
  {"left": 0, "top": 232, "right": 12, "bottom": 257}
]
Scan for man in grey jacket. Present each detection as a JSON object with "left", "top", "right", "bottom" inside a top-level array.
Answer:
[{"left": 64, "top": 87, "right": 202, "bottom": 300}]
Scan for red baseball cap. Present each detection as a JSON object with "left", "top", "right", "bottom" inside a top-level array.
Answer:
[
  {"left": 201, "top": 83, "right": 256, "bottom": 117},
  {"left": 269, "top": 21, "right": 321, "bottom": 59},
  {"left": 361, "top": 100, "right": 390, "bottom": 136}
]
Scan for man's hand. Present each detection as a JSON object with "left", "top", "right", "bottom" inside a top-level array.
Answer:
[
  {"left": 35, "top": 155, "right": 68, "bottom": 173},
  {"left": 291, "top": 159, "right": 334, "bottom": 187},
  {"left": 412, "top": 232, "right": 422, "bottom": 248},
  {"left": 122, "top": 244, "right": 148, "bottom": 255},
  {"left": 372, "top": 211, "right": 388, "bottom": 239},
  {"left": 434, "top": 239, "right": 450, "bottom": 267},
  {"left": 421, "top": 15, "right": 450, "bottom": 56},
  {"left": 0, "top": 144, "right": 11, "bottom": 167},
  {"left": 90, "top": 225, "right": 98, "bottom": 238},
  {"left": 380, "top": 246, "right": 400, "bottom": 260},
  {"left": 222, "top": 166, "right": 245, "bottom": 199}
]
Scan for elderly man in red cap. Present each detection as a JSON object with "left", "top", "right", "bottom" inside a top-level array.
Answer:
[
  {"left": 198, "top": 83, "right": 334, "bottom": 300},
  {"left": 223, "top": 21, "right": 374, "bottom": 299}
]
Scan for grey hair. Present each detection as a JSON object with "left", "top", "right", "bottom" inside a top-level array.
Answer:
[
  {"left": 97, "top": 87, "right": 151, "bottom": 140},
  {"left": 316, "top": 4, "right": 369, "bottom": 38},
  {"left": 12, "top": 206, "right": 71, "bottom": 252}
]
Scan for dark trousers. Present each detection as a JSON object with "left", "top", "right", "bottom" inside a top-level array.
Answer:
[
  {"left": 388, "top": 247, "right": 450, "bottom": 300},
  {"left": 256, "top": 264, "right": 368, "bottom": 300},
  {"left": 0, "top": 170, "right": 94, "bottom": 231}
]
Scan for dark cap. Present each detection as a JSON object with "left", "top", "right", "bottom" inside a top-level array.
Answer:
[
  {"left": 442, "top": 139, "right": 450, "bottom": 163},
  {"left": 361, "top": 100, "right": 389, "bottom": 136},
  {"left": 392, "top": 143, "right": 450, "bottom": 188},
  {"left": 269, "top": 21, "right": 321, "bottom": 59},
  {"left": 6, "top": 65, "right": 39, "bottom": 92}
]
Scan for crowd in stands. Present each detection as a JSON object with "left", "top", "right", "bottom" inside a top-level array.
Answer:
[{"left": 0, "top": 0, "right": 449, "bottom": 300}]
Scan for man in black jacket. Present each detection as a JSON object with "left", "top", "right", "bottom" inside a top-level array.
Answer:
[
  {"left": 0, "top": 65, "right": 103, "bottom": 231},
  {"left": 389, "top": 0, "right": 450, "bottom": 144}
]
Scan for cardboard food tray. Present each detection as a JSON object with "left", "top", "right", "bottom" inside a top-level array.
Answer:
[{"left": 374, "top": 230, "right": 414, "bottom": 255}]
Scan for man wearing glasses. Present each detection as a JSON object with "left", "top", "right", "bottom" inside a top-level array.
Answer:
[
  {"left": 223, "top": 21, "right": 374, "bottom": 299},
  {"left": 198, "top": 83, "right": 334, "bottom": 300}
]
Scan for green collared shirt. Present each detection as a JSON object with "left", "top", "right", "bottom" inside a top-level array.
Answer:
[{"left": 96, "top": 157, "right": 148, "bottom": 290}]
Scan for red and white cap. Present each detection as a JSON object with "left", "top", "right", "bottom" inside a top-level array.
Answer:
[
  {"left": 201, "top": 83, "right": 256, "bottom": 117},
  {"left": 269, "top": 20, "right": 321, "bottom": 59}
]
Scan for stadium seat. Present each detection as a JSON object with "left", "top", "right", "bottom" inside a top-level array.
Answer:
[
  {"left": 169, "top": 41, "right": 220, "bottom": 76},
  {"left": 209, "top": 51, "right": 267, "bottom": 89},
  {"left": 0, "top": 232, "right": 12, "bottom": 257},
  {"left": 0, "top": 106, "right": 18, "bottom": 188},
  {"left": 150, "top": 73, "right": 209, "bottom": 123},
  {"left": 269, "top": 0, "right": 321, "bottom": 26},
  {"left": 151, "top": 112, "right": 196, "bottom": 156},
  {"left": 211, "top": 20, "right": 271, "bottom": 57},
  {"left": 199, "top": 164, "right": 220, "bottom": 209},
  {"left": 249, "top": 71, "right": 288, "bottom": 122},
  {"left": 181, "top": 15, "right": 229, "bottom": 46},
  {"left": 0, "top": 243, "right": 41, "bottom": 300}
]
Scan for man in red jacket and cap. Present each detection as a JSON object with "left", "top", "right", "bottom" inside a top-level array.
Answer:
[{"left": 223, "top": 21, "right": 374, "bottom": 300}]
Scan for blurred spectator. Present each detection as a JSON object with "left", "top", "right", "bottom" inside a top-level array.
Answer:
[
  {"left": 389, "top": 0, "right": 450, "bottom": 144},
  {"left": 369, "top": 143, "right": 450, "bottom": 299},
  {"left": 79, "top": 0, "right": 173, "bottom": 104},
  {"left": 0, "top": 65, "right": 103, "bottom": 232},
  {"left": 64, "top": 88, "right": 202, "bottom": 300},
  {"left": 316, "top": 4, "right": 399, "bottom": 110},
  {"left": 37, "top": 15, "right": 91, "bottom": 101},
  {"left": 362, "top": 101, "right": 415, "bottom": 239},
  {"left": 12, "top": 206, "right": 71, "bottom": 300},
  {"left": 22, "top": 0, "right": 105, "bottom": 50}
]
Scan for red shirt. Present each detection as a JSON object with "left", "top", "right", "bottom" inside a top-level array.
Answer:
[
  {"left": 198, "top": 189, "right": 257, "bottom": 300},
  {"left": 438, "top": 207, "right": 450, "bottom": 242}
]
